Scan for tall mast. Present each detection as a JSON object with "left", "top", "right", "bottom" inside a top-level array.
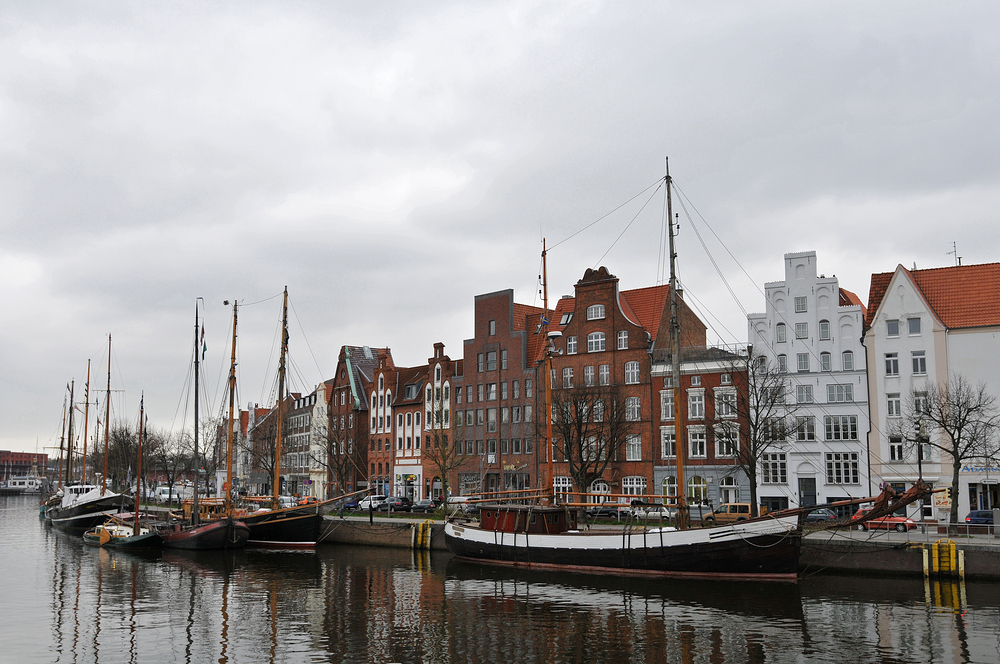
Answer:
[
  {"left": 193, "top": 300, "right": 201, "bottom": 525},
  {"left": 102, "top": 335, "right": 111, "bottom": 495},
  {"left": 58, "top": 392, "right": 67, "bottom": 491},
  {"left": 541, "top": 242, "right": 555, "bottom": 502},
  {"left": 226, "top": 301, "right": 239, "bottom": 515},
  {"left": 66, "top": 380, "right": 75, "bottom": 486},
  {"left": 135, "top": 394, "right": 144, "bottom": 536},
  {"left": 80, "top": 360, "right": 91, "bottom": 485},
  {"left": 667, "top": 158, "right": 689, "bottom": 530},
  {"left": 273, "top": 286, "right": 288, "bottom": 507}
]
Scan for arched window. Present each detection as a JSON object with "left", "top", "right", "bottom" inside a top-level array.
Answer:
[
  {"left": 776, "top": 323, "right": 786, "bottom": 343},
  {"left": 587, "top": 332, "right": 606, "bottom": 353},
  {"left": 820, "top": 352, "right": 831, "bottom": 372},
  {"left": 587, "top": 304, "right": 605, "bottom": 320},
  {"left": 842, "top": 350, "right": 854, "bottom": 371},
  {"left": 687, "top": 476, "right": 707, "bottom": 504},
  {"left": 819, "top": 320, "right": 831, "bottom": 340},
  {"left": 589, "top": 479, "right": 610, "bottom": 504},
  {"left": 662, "top": 476, "right": 677, "bottom": 504}
]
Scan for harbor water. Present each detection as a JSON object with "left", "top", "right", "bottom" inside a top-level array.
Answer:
[{"left": 3, "top": 494, "right": 1000, "bottom": 664}]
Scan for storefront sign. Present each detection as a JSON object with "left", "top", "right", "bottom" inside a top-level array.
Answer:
[{"left": 933, "top": 490, "right": 951, "bottom": 509}]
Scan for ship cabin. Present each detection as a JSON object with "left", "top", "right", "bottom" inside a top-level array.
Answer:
[{"left": 477, "top": 504, "right": 577, "bottom": 534}]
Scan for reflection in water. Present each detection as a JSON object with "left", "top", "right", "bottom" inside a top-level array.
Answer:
[{"left": 1, "top": 496, "right": 998, "bottom": 664}]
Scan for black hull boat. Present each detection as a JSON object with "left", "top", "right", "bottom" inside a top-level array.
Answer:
[
  {"left": 444, "top": 504, "right": 801, "bottom": 581},
  {"left": 241, "top": 506, "right": 323, "bottom": 548},
  {"left": 45, "top": 484, "right": 132, "bottom": 534},
  {"left": 159, "top": 518, "right": 250, "bottom": 551}
]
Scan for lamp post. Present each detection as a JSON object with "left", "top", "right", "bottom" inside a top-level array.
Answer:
[{"left": 915, "top": 420, "right": 926, "bottom": 534}]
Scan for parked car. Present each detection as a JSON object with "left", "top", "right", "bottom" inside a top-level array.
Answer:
[
  {"left": 278, "top": 495, "right": 298, "bottom": 508},
  {"left": 965, "top": 510, "right": 995, "bottom": 524},
  {"left": 377, "top": 497, "right": 411, "bottom": 512},
  {"left": 703, "top": 502, "right": 762, "bottom": 525},
  {"left": 586, "top": 504, "right": 631, "bottom": 520},
  {"left": 411, "top": 499, "right": 438, "bottom": 513},
  {"left": 854, "top": 507, "right": 916, "bottom": 532},
  {"left": 804, "top": 508, "right": 839, "bottom": 523},
  {"left": 297, "top": 496, "right": 318, "bottom": 506},
  {"left": 359, "top": 495, "right": 387, "bottom": 511},
  {"left": 631, "top": 504, "right": 676, "bottom": 520}
]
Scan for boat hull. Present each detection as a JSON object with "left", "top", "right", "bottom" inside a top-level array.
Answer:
[
  {"left": 160, "top": 519, "right": 250, "bottom": 550},
  {"left": 46, "top": 494, "right": 132, "bottom": 534},
  {"left": 242, "top": 508, "right": 323, "bottom": 548},
  {"left": 444, "top": 516, "right": 801, "bottom": 580}
]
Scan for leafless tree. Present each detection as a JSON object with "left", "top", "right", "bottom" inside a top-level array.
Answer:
[
  {"left": 547, "top": 383, "right": 637, "bottom": 500},
  {"left": 725, "top": 348, "right": 797, "bottom": 517},
  {"left": 149, "top": 429, "right": 193, "bottom": 508},
  {"left": 894, "top": 375, "right": 1000, "bottom": 526},
  {"left": 309, "top": 420, "right": 364, "bottom": 501},
  {"left": 422, "top": 407, "right": 474, "bottom": 511}
]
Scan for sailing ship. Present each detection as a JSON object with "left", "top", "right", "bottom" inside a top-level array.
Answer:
[
  {"left": 239, "top": 287, "right": 325, "bottom": 548},
  {"left": 45, "top": 337, "right": 131, "bottom": 534},
  {"left": 160, "top": 300, "right": 249, "bottom": 550}
]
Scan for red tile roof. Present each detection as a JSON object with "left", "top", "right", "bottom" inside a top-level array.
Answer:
[
  {"left": 866, "top": 263, "right": 1000, "bottom": 330},
  {"left": 619, "top": 284, "right": 672, "bottom": 340},
  {"left": 838, "top": 287, "right": 867, "bottom": 319},
  {"left": 512, "top": 303, "right": 546, "bottom": 332}
]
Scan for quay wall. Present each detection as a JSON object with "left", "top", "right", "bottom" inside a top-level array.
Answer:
[
  {"left": 800, "top": 536, "right": 1000, "bottom": 580},
  {"left": 320, "top": 516, "right": 448, "bottom": 551}
]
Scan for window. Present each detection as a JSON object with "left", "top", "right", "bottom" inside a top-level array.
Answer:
[
  {"left": 820, "top": 352, "right": 831, "bottom": 372},
  {"left": 794, "top": 296, "right": 807, "bottom": 313},
  {"left": 797, "top": 353, "right": 809, "bottom": 372},
  {"left": 622, "top": 476, "right": 646, "bottom": 495},
  {"left": 486, "top": 408, "right": 497, "bottom": 432},
  {"left": 624, "top": 361, "right": 640, "bottom": 384},
  {"left": 662, "top": 476, "right": 677, "bottom": 502},
  {"left": 512, "top": 380, "right": 520, "bottom": 399},
  {"left": 826, "top": 452, "right": 860, "bottom": 485},
  {"left": 455, "top": 387, "right": 462, "bottom": 404},
  {"left": 886, "top": 319, "right": 900, "bottom": 337},
  {"left": 796, "top": 385, "right": 814, "bottom": 403},
  {"left": 887, "top": 393, "right": 901, "bottom": 417},
  {"left": 501, "top": 439, "right": 509, "bottom": 454},
  {"left": 561, "top": 368, "right": 573, "bottom": 388},
  {"left": 691, "top": 375, "right": 701, "bottom": 386},
  {"left": 842, "top": 351, "right": 854, "bottom": 371},
  {"left": 587, "top": 332, "right": 606, "bottom": 352},
  {"left": 688, "top": 428, "right": 707, "bottom": 458},
  {"left": 512, "top": 406, "right": 521, "bottom": 423},
  {"left": 488, "top": 439, "right": 497, "bottom": 454},
  {"left": 660, "top": 390, "right": 674, "bottom": 420},
  {"left": 826, "top": 384, "right": 854, "bottom": 402},
  {"left": 587, "top": 304, "right": 605, "bottom": 320},
  {"left": 824, "top": 415, "right": 858, "bottom": 440},
  {"left": 512, "top": 438, "right": 522, "bottom": 454},
  {"left": 776, "top": 323, "right": 786, "bottom": 343},
  {"left": 477, "top": 353, "right": 484, "bottom": 372},
  {"left": 598, "top": 365, "right": 610, "bottom": 386},
  {"left": 761, "top": 453, "right": 787, "bottom": 484},
  {"left": 625, "top": 434, "right": 641, "bottom": 461},
  {"left": 501, "top": 408, "right": 509, "bottom": 424},
  {"left": 524, "top": 405, "right": 532, "bottom": 422},
  {"left": 592, "top": 399, "right": 604, "bottom": 422},
  {"left": 486, "top": 351, "right": 497, "bottom": 371},
  {"left": 625, "top": 397, "right": 641, "bottom": 421},
  {"left": 617, "top": 331, "right": 628, "bottom": 349},
  {"left": 501, "top": 349, "right": 507, "bottom": 370},
  {"left": 819, "top": 320, "right": 830, "bottom": 340},
  {"left": 914, "top": 391, "right": 928, "bottom": 414},
  {"left": 688, "top": 392, "right": 705, "bottom": 419},
  {"left": 889, "top": 436, "right": 904, "bottom": 461},
  {"left": 715, "top": 426, "right": 737, "bottom": 457},
  {"left": 456, "top": 411, "right": 464, "bottom": 427},
  {"left": 478, "top": 384, "right": 484, "bottom": 401},
  {"left": 715, "top": 390, "right": 736, "bottom": 418},
  {"left": 583, "top": 366, "right": 595, "bottom": 387},
  {"left": 476, "top": 409, "right": 484, "bottom": 425},
  {"left": 660, "top": 427, "right": 676, "bottom": 458},
  {"left": 687, "top": 476, "right": 708, "bottom": 504},
  {"left": 553, "top": 476, "right": 573, "bottom": 501},
  {"left": 500, "top": 381, "right": 507, "bottom": 400},
  {"left": 795, "top": 322, "right": 808, "bottom": 339},
  {"left": 777, "top": 354, "right": 787, "bottom": 373},
  {"left": 566, "top": 336, "right": 577, "bottom": 354},
  {"left": 795, "top": 416, "right": 816, "bottom": 441},
  {"left": 908, "top": 317, "right": 921, "bottom": 335},
  {"left": 912, "top": 350, "right": 926, "bottom": 375},
  {"left": 885, "top": 353, "right": 899, "bottom": 376},
  {"left": 721, "top": 373, "right": 731, "bottom": 385}
]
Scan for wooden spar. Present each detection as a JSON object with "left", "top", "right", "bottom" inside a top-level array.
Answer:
[
  {"left": 667, "top": 158, "right": 689, "bottom": 530},
  {"left": 192, "top": 300, "right": 201, "bottom": 525},
  {"left": 102, "top": 334, "right": 111, "bottom": 495},
  {"left": 81, "top": 360, "right": 91, "bottom": 485},
  {"left": 65, "top": 380, "right": 74, "bottom": 486},
  {"left": 542, "top": 241, "right": 555, "bottom": 502},
  {"left": 58, "top": 392, "right": 67, "bottom": 491},
  {"left": 135, "top": 394, "right": 143, "bottom": 536},
  {"left": 225, "top": 301, "right": 238, "bottom": 516},
  {"left": 273, "top": 287, "right": 288, "bottom": 508}
]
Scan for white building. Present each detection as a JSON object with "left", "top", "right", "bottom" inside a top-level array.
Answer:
[
  {"left": 748, "top": 251, "right": 870, "bottom": 513},
  {"left": 864, "top": 262, "right": 1000, "bottom": 521}
]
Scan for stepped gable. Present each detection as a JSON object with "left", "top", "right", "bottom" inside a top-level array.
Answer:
[{"left": 866, "top": 263, "right": 1000, "bottom": 330}]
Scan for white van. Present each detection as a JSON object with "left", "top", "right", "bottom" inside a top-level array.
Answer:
[
  {"left": 155, "top": 486, "right": 183, "bottom": 504},
  {"left": 358, "top": 495, "right": 386, "bottom": 510}
]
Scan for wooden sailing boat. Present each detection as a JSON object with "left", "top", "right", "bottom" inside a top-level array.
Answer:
[
  {"left": 83, "top": 395, "right": 162, "bottom": 549},
  {"left": 160, "top": 300, "right": 249, "bottom": 550},
  {"left": 46, "top": 337, "right": 131, "bottom": 534},
  {"left": 239, "top": 287, "right": 325, "bottom": 548}
]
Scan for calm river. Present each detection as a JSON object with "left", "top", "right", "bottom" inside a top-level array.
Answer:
[{"left": 2, "top": 495, "right": 999, "bottom": 663}]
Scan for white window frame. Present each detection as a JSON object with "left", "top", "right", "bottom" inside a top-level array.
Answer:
[
  {"left": 688, "top": 427, "right": 707, "bottom": 458},
  {"left": 586, "top": 304, "right": 605, "bottom": 320},
  {"left": 617, "top": 330, "right": 628, "bottom": 349},
  {"left": 587, "top": 332, "right": 606, "bottom": 353},
  {"left": 566, "top": 336, "right": 577, "bottom": 354},
  {"left": 624, "top": 361, "right": 640, "bottom": 385},
  {"left": 625, "top": 434, "right": 641, "bottom": 461},
  {"left": 660, "top": 426, "right": 676, "bottom": 458}
]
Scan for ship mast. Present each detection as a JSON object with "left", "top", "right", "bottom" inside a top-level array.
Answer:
[
  {"left": 541, "top": 241, "right": 555, "bottom": 502},
  {"left": 102, "top": 335, "right": 111, "bottom": 495},
  {"left": 65, "top": 380, "right": 75, "bottom": 486},
  {"left": 225, "top": 300, "right": 238, "bottom": 515},
  {"left": 273, "top": 287, "right": 289, "bottom": 508},
  {"left": 135, "top": 394, "right": 144, "bottom": 536},
  {"left": 57, "top": 392, "right": 67, "bottom": 491},
  {"left": 193, "top": 300, "right": 202, "bottom": 525},
  {"left": 667, "top": 158, "right": 689, "bottom": 530},
  {"left": 80, "top": 360, "right": 91, "bottom": 485}
]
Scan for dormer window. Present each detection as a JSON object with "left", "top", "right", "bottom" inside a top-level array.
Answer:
[
  {"left": 586, "top": 304, "right": 605, "bottom": 320},
  {"left": 559, "top": 313, "right": 573, "bottom": 325}
]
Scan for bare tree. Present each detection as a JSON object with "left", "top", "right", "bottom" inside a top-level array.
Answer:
[
  {"left": 149, "top": 430, "right": 192, "bottom": 508},
  {"left": 726, "top": 348, "right": 797, "bottom": 517},
  {"left": 547, "top": 383, "right": 637, "bottom": 500},
  {"left": 894, "top": 375, "right": 1000, "bottom": 526},
  {"left": 309, "top": 420, "right": 363, "bottom": 501},
  {"left": 423, "top": 410, "right": 473, "bottom": 511}
]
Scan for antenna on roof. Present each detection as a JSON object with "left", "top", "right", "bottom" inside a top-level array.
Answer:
[{"left": 948, "top": 241, "right": 962, "bottom": 266}]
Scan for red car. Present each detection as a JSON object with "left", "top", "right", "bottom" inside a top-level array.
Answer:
[{"left": 854, "top": 507, "right": 916, "bottom": 532}]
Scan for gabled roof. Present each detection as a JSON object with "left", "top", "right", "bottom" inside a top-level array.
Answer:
[
  {"left": 549, "top": 283, "right": 672, "bottom": 339},
  {"left": 866, "top": 262, "right": 1000, "bottom": 330},
  {"left": 838, "top": 287, "right": 867, "bottom": 319},
  {"left": 512, "top": 303, "right": 545, "bottom": 332}
]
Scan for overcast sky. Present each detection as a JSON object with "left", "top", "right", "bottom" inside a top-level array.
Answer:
[{"left": 3, "top": 1, "right": 999, "bottom": 455}]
